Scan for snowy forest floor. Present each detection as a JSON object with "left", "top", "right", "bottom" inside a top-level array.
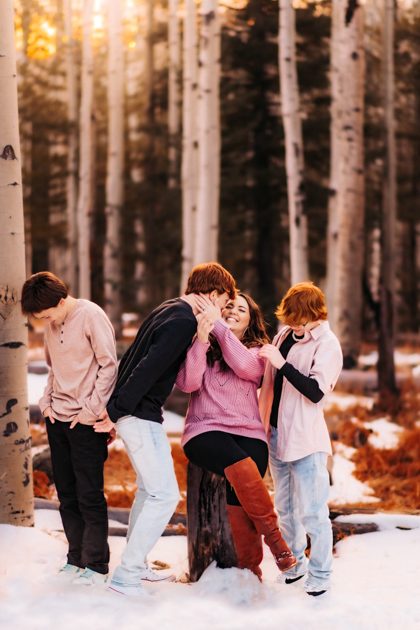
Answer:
[{"left": 1, "top": 511, "right": 420, "bottom": 630}]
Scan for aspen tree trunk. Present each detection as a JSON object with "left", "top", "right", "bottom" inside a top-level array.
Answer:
[
  {"left": 325, "top": 0, "right": 341, "bottom": 327},
  {"left": 378, "top": 0, "right": 397, "bottom": 397},
  {"left": 104, "top": 0, "right": 124, "bottom": 339},
  {"left": 278, "top": 0, "right": 309, "bottom": 285},
  {"left": 0, "top": 0, "right": 34, "bottom": 526},
  {"left": 181, "top": 0, "right": 199, "bottom": 289},
  {"left": 194, "top": 0, "right": 221, "bottom": 266},
  {"left": 64, "top": 0, "right": 78, "bottom": 294},
  {"left": 20, "top": 8, "right": 32, "bottom": 279},
  {"left": 126, "top": 23, "right": 147, "bottom": 307},
  {"left": 76, "top": 0, "right": 94, "bottom": 300},
  {"left": 327, "top": 0, "right": 365, "bottom": 368},
  {"left": 168, "top": 0, "right": 181, "bottom": 189}
]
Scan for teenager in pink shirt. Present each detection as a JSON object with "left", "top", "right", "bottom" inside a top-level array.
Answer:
[
  {"left": 21, "top": 272, "right": 118, "bottom": 586},
  {"left": 176, "top": 293, "right": 297, "bottom": 580},
  {"left": 259, "top": 282, "right": 343, "bottom": 596}
]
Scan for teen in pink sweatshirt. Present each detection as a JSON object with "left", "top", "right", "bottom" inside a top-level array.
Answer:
[{"left": 176, "top": 293, "right": 297, "bottom": 580}]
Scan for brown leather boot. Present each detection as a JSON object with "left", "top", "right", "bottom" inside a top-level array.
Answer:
[
  {"left": 227, "top": 505, "right": 263, "bottom": 581},
  {"left": 225, "top": 457, "right": 297, "bottom": 573}
]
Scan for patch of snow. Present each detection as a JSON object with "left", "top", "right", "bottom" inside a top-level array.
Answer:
[
  {"left": 329, "top": 443, "right": 379, "bottom": 506},
  {"left": 359, "top": 350, "right": 420, "bottom": 368},
  {"left": 324, "top": 392, "right": 375, "bottom": 411},
  {"left": 1, "top": 514, "right": 420, "bottom": 630},
  {"left": 28, "top": 372, "right": 49, "bottom": 405},
  {"left": 122, "top": 313, "right": 138, "bottom": 323},
  {"left": 162, "top": 409, "right": 185, "bottom": 435},
  {"left": 365, "top": 418, "right": 404, "bottom": 450},
  {"left": 334, "top": 513, "right": 420, "bottom": 531},
  {"left": 122, "top": 327, "right": 138, "bottom": 337}
]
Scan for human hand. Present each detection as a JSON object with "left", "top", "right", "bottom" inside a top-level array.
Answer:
[
  {"left": 70, "top": 415, "right": 80, "bottom": 429},
  {"left": 43, "top": 406, "right": 54, "bottom": 424},
  {"left": 196, "top": 313, "right": 214, "bottom": 343},
  {"left": 107, "top": 428, "right": 117, "bottom": 445},
  {"left": 194, "top": 293, "right": 221, "bottom": 323},
  {"left": 259, "top": 344, "right": 286, "bottom": 370},
  {"left": 94, "top": 409, "right": 115, "bottom": 433}
]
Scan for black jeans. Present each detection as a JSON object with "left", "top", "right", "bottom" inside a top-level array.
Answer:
[
  {"left": 183, "top": 431, "right": 268, "bottom": 506},
  {"left": 46, "top": 418, "right": 109, "bottom": 574}
]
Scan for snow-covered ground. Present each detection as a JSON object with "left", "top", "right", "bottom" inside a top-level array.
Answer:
[{"left": 1, "top": 510, "right": 420, "bottom": 630}]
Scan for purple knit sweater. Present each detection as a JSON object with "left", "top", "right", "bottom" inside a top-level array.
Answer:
[{"left": 176, "top": 318, "right": 268, "bottom": 447}]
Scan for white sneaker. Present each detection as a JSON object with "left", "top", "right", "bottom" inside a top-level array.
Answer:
[
  {"left": 72, "top": 568, "right": 108, "bottom": 586},
  {"left": 58, "top": 563, "right": 82, "bottom": 576},
  {"left": 138, "top": 567, "right": 175, "bottom": 583},
  {"left": 108, "top": 583, "right": 150, "bottom": 597}
]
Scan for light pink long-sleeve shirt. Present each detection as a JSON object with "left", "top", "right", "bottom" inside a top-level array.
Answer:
[
  {"left": 176, "top": 318, "right": 267, "bottom": 447},
  {"left": 259, "top": 320, "right": 343, "bottom": 461},
  {"left": 39, "top": 299, "right": 118, "bottom": 425}
]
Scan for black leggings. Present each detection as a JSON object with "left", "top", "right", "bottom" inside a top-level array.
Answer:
[{"left": 183, "top": 431, "right": 268, "bottom": 506}]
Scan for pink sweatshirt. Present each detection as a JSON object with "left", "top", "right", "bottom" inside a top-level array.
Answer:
[
  {"left": 176, "top": 318, "right": 267, "bottom": 447},
  {"left": 39, "top": 299, "right": 118, "bottom": 425}
]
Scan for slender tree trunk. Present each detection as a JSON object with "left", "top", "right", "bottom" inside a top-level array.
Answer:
[
  {"left": 278, "top": 0, "right": 309, "bottom": 285},
  {"left": 104, "top": 0, "right": 124, "bottom": 338},
  {"left": 181, "top": 0, "right": 198, "bottom": 289},
  {"left": 168, "top": 0, "right": 180, "bottom": 190},
  {"left": 20, "top": 8, "right": 32, "bottom": 279},
  {"left": 0, "top": 0, "right": 34, "bottom": 526},
  {"left": 194, "top": 0, "right": 221, "bottom": 266},
  {"left": 64, "top": 0, "right": 78, "bottom": 294},
  {"left": 327, "top": 0, "right": 365, "bottom": 368},
  {"left": 378, "top": 0, "right": 397, "bottom": 397},
  {"left": 126, "top": 24, "right": 147, "bottom": 307},
  {"left": 76, "top": 0, "right": 94, "bottom": 299},
  {"left": 325, "top": 0, "right": 341, "bottom": 326}
]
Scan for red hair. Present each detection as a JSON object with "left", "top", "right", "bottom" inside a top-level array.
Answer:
[
  {"left": 276, "top": 282, "right": 327, "bottom": 326},
  {"left": 185, "top": 262, "right": 236, "bottom": 299}
]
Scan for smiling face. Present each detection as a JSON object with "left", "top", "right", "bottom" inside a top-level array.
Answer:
[{"left": 222, "top": 295, "right": 251, "bottom": 339}]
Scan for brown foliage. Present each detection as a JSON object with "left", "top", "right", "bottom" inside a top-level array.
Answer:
[
  {"left": 351, "top": 428, "right": 420, "bottom": 510},
  {"left": 33, "top": 470, "right": 54, "bottom": 499}
]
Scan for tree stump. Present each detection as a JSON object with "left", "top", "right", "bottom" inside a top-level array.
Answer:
[{"left": 187, "top": 462, "right": 237, "bottom": 582}]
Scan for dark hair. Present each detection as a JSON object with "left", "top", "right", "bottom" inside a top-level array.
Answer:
[
  {"left": 185, "top": 262, "right": 236, "bottom": 300},
  {"left": 21, "top": 272, "right": 68, "bottom": 316},
  {"left": 207, "top": 293, "right": 270, "bottom": 370}
]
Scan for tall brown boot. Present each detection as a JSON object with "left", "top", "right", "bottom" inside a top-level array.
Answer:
[
  {"left": 227, "top": 505, "right": 263, "bottom": 581},
  {"left": 225, "top": 457, "right": 297, "bottom": 573}
]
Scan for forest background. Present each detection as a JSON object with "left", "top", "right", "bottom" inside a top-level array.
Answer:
[{"left": 16, "top": 0, "right": 420, "bottom": 363}]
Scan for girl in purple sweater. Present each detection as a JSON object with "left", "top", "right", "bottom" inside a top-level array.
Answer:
[{"left": 176, "top": 293, "right": 297, "bottom": 580}]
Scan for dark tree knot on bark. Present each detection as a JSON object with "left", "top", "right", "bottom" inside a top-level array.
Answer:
[
  {"left": 3, "top": 420, "right": 18, "bottom": 436},
  {"left": 1, "top": 145, "right": 17, "bottom": 160},
  {"left": 345, "top": 0, "right": 360, "bottom": 26},
  {"left": 0, "top": 342, "right": 26, "bottom": 349}
]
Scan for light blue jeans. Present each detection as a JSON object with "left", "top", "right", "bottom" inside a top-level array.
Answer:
[
  {"left": 110, "top": 416, "right": 180, "bottom": 586},
  {"left": 269, "top": 427, "right": 332, "bottom": 590}
]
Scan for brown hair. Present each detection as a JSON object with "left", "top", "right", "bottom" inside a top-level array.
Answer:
[
  {"left": 207, "top": 293, "right": 270, "bottom": 370},
  {"left": 185, "top": 262, "right": 236, "bottom": 300},
  {"left": 21, "top": 272, "right": 68, "bottom": 316},
  {"left": 275, "top": 281, "right": 327, "bottom": 326}
]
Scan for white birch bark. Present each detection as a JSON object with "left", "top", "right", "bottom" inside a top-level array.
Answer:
[
  {"left": 378, "top": 0, "right": 397, "bottom": 394},
  {"left": 168, "top": 0, "right": 181, "bottom": 189},
  {"left": 104, "top": 0, "right": 124, "bottom": 338},
  {"left": 194, "top": 0, "right": 220, "bottom": 266},
  {"left": 278, "top": 0, "right": 309, "bottom": 285},
  {"left": 327, "top": 0, "right": 365, "bottom": 366},
  {"left": 76, "top": 0, "right": 94, "bottom": 299},
  {"left": 126, "top": 21, "right": 147, "bottom": 307},
  {"left": 64, "top": 0, "right": 78, "bottom": 293},
  {"left": 0, "top": 0, "right": 34, "bottom": 526},
  {"left": 181, "top": 0, "right": 199, "bottom": 288}
]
